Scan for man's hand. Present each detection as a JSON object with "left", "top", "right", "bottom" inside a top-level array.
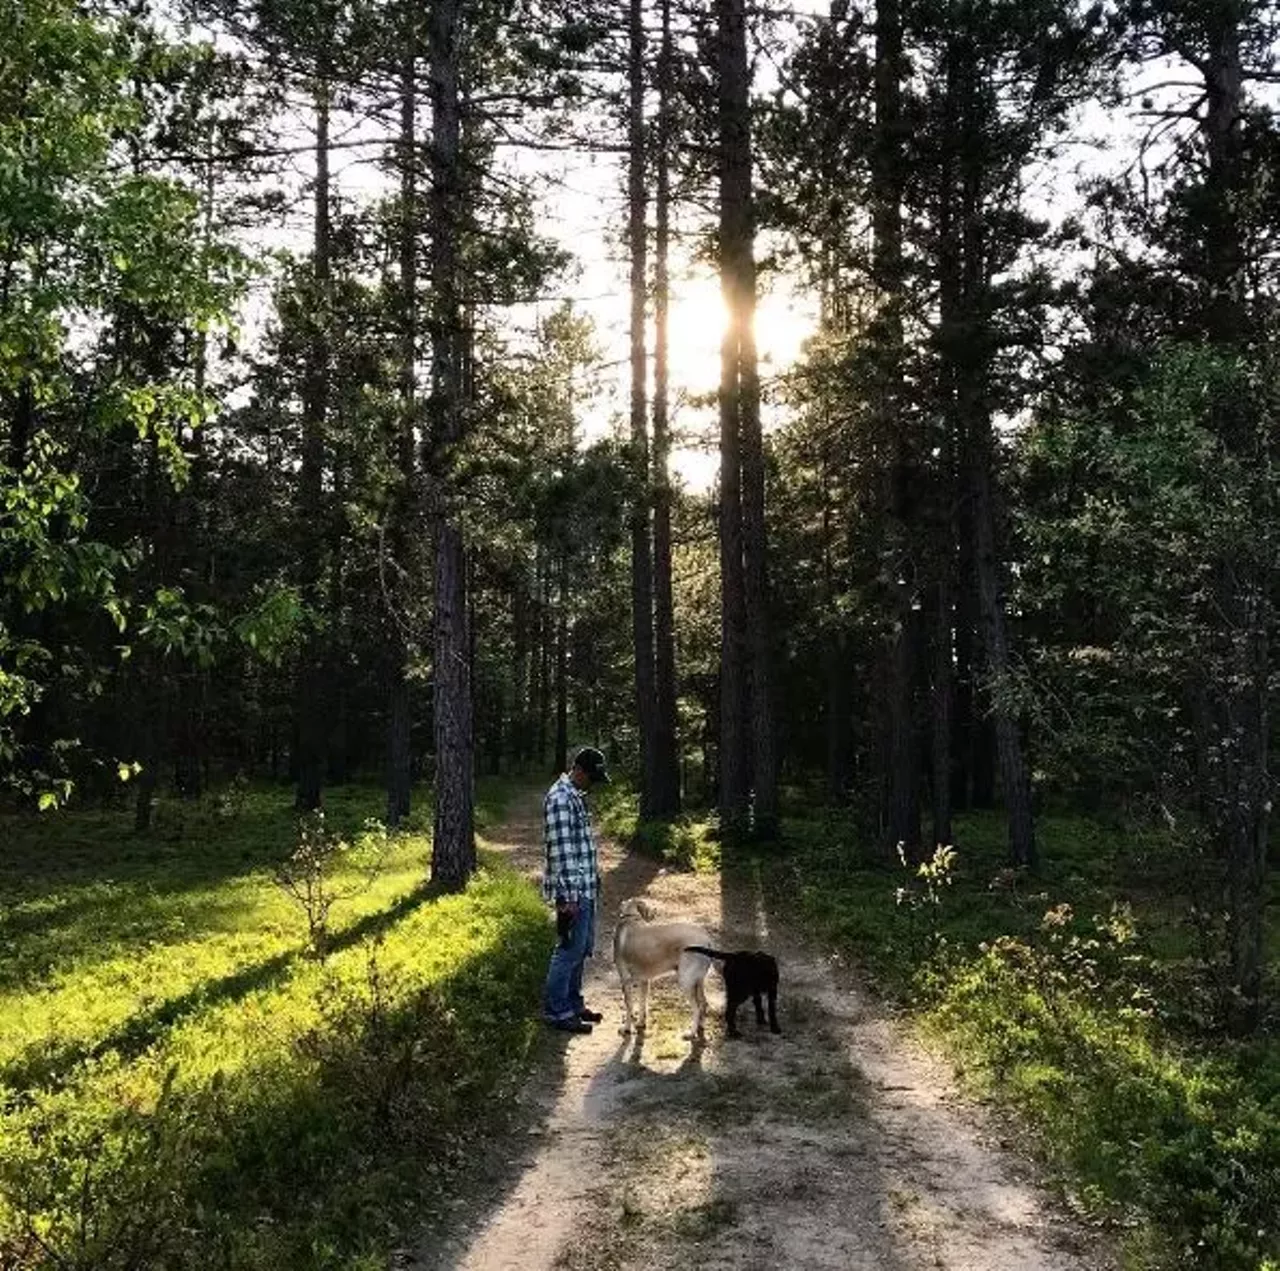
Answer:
[{"left": 555, "top": 899, "right": 578, "bottom": 948}]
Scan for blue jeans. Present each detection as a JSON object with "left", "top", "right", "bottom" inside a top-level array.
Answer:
[{"left": 542, "top": 900, "right": 595, "bottom": 1022}]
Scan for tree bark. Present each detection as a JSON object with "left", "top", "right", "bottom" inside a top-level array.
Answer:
[
  {"left": 628, "top": 0, "right": 659, "bottom": 819},
  {"left": 428, "top": 0, "right": 475, "bottom": 889},
  {"left": 951, "top": 29, "right": 1034, "bottom": 868},
  {"left": 930, "top": 573, "right": 954, "bottom": 849},
  {"left": 1199, "top": 10, "right": 1268, "bottom": 1034},
  {"left": 534, "top": 545, "right": 550, "bottom": 768},
  {"left": 711, "top": 0, "right": 776, "bottom": 837},
  {"left": 651, "top": 0, "right": 682, "bottom": 818},
  {"left": 385, "top": 24, "right": 417, "bottom": 829},
  {"left": 716, "top": 0, "right": 752, "bottom": 834},
  {"left": 295, "top": 67, "right": 331, "bottom": 813},
  {"left": 555, "top": 552, "right": 569, "bottom": 774},
  {"left": 968, "top": 429, "right": 1035, "bottom": 868},
  {"left": 874, "top": 0, "right": 919, "bottom": 856},
  {"left": 512, "top": 578, "right": 530, "bottom": 764}
]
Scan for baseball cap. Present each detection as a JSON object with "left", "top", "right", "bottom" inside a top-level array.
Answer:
[{"left": 572, "top": 747, "right": 611, "bottom": 784}]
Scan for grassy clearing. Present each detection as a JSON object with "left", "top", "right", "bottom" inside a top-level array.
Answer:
[
  {"left": 0, "top": 777, "right": 548, "bottom": 1270},
  {"left": 764, "top": 807, "right": 1280, "bottom": 1271}
]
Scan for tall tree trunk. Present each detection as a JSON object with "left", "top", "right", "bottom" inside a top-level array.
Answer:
[
  {"left": 133, "top": 438, "right": 165, "bottom": 831},
  {"left": 1199, "top": 11, "right": 1268, "bottom": 1034},
  {"left": 952, "top": 35, "right": 1035, "bottom": 869},
  {"left": 326, "top": 448, "right": 349, "bottom": 783},
  {"left": 628, "top": 0, "right": 658, "bottom": 818},
  {"left": 968, "top": 431, "right": 1035, "bottom": 867},
  {"left": 535, "top": 547, "right": 550, "bottom": 768},
  {"left": 651, "top": 0, "right": 682, "bottom": 818},
  {"left": 512, "top": 579, "right": 530, "bottom": 764},
  {"left": 930, "top": 54, "right": 962, "bottom": 851},
  {"left": 874, "top": 0, "right": 919, "bottom": 855},
  {"left": 722, "top": 0, "right": 777, "bottom": 838},
  {"left": 295, "top": 68, "right": 331, "bottom": 813},
  {"left": 954, "top": 535, "right": 995, "bottom": 810},
  {"left": 385, "top": 26, "right": 417, "bottom": 828},
  {"left": 715, "top": 0, "right": 751, "bottom": 839},
  {"left": 428, "top": 0, "right": 475, "bottom": 889},
  {"left": 555, "top": 553, "right": 569, "bottom": 773},
  {"left": 930, "top": 573, "right": 954, "bottom": 849}
]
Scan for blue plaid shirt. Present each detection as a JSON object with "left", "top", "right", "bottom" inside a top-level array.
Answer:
[{"left": 542, "top": 774, "right": 600, "bottom": 904}]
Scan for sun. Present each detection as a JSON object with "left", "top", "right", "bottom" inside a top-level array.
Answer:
[
  {"left": 666, "top": 274, "right": 816, "bottom": 399},
  {"left": 664, "top": 274, "right": 817, "bottom": 490}
]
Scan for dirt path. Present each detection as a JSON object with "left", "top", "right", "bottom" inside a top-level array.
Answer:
[{"left": 413, "top": 789, "right": 1114, "bottom": 1271}]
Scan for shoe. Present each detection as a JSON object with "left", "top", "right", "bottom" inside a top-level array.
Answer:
[
  {"left": 545, "top": 1016, "right": 593, "bottom": 1034},
  {"left": 577, "top": 1008, "right": 603, "bottom": 1024}
]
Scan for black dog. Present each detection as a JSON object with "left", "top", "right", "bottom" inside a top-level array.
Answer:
[{"left": 684, "top": 946, "right": 781, "bottom": 1037}]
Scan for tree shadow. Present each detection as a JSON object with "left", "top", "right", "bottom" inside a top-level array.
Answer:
[
  {"left": 2, "top": 879, "right": 440, "bottom": 1091},
  {"left": 0, "top": 783, "right": 435, "bottom": 994},
  {"left": 421, "top": 794, "right": 665, "bottom": 1270}
]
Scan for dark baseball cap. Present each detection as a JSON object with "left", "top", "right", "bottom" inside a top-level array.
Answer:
[{"left": 572, "top": 746, "right": 610, "bottom": 784}]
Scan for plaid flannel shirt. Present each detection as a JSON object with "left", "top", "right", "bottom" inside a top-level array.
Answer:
[{"left": 542, "top": 773, "right": 599, "bottom": 904}]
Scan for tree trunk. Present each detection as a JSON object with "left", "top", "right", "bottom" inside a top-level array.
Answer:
[
  {"left": 385, "top": 25, "right": 418, "bottom": 829},
  {"left": 930, "top": 573, "right": 954, "bottom": 850},
  {"left": 1199, "top": 10, "right": 1268, "bottom": 1034},
  {"left": 930, "top": 58, "right": 961, "bottom": 850},
  {"left": 968, "top": 430, "right": 1035, "bottom": 868},
  {"left": 295, "top": 68, "right": 331, "bottom": 813},
  {"left": 628, "top": 0, "right": 659, "bottom": 820},
  {"left": 874, "top": 0, "right": 919, "bottom": 856},
  {"left": 725, "top": 0, "right": 777, "bottom": 839},
  {"left": 535, "top": 547, "right": 550, "bottom": 768},
  {"left": 949, "top": 27, "right": 1033, "bottom": 868},
  {"left": 428, "top": 0, "right": 475, "bottom": 890},
  {"left": 716, "top": 0, "right": 751, "bottom": 840},
  {"left": 555, "top": 553, "right": 569, "bottom": 774},
  {"left": 512, "top": 579, "right": 530, "bottom": 764},
  {"left": 651, "top": 0, "right": 682, "bottom": 818},
  {"left": 433, "top": 522, "right": 474, "bottom": 884}
]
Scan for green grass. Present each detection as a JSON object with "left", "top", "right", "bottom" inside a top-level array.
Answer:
[
  {"left": 763, "top": 806, "right": 1280, "bottom": 1270},
  {"left": 0, "top": 776, "right": 550, "bottom": 1270},
  {"left": 595, "top": 785, "right": 721, "bottom": 873}
]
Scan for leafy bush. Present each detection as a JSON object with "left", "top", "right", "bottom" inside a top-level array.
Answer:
[
  {"left": 594, "top": 783, "right": 719, "bottom": 872},
  {"left": 778, "top": 806, "right": 1280, "bottom": 1269}
]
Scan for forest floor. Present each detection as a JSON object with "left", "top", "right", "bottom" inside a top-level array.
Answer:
[{"left": 408, "top": 787, "right": 1118, "bottom": 1271}]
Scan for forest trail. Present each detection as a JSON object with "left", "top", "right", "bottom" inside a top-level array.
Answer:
[{"left": 411, "top": 788, "right": 1114, "bottom": 1271}]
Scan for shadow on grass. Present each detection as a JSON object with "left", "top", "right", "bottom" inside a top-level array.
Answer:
[
  {"left": 0, "top": 782, "right": 445, "bottom": 995},
  {"left": 4, "top": 889, "right": 557, "bottom": 1271},
  {"left": 3, "top": 879, "right": 440, "bottom": 1092}
]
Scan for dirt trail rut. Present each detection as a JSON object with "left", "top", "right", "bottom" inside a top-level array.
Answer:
[{"left": 413, "top": 791, "right": 1113, "bottom": 1271}]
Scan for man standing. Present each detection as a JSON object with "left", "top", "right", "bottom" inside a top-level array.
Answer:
[{"left": 542, "top": 747, "right": 609, "bottom": 1033}]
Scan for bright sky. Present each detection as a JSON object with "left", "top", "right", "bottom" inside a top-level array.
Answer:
[
  {"left": 520, "top": 5, "right": 829, "bottom": 492},
  {"left": 225, "top": 0, "right": 1185, "bottom": 493}
]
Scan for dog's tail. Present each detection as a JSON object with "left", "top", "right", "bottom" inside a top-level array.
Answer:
[{"left": 683, "top": 945, "right": 727, "bottom": 960}]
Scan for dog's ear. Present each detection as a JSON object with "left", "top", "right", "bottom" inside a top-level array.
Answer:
[{"left": 636, "top": 898, "right": 658, "bottom": 921}]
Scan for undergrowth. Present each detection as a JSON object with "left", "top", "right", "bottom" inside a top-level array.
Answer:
[
  {"left": 770, "top": 808, "right": 1280, "bottom": 1271},
  {"left": 595, "top": 785, "right": 720, "bottom": 873},
  {"left": 0, "top": 778, "right": 548, "bottom": 1269}
]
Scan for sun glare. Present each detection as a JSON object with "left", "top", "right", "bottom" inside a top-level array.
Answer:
[
  {"left": 665, "top": 275, "right": 816, "bottom": 399},
  {"left": 663, "top": 274, "right": 817, "bottom": 490}
]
